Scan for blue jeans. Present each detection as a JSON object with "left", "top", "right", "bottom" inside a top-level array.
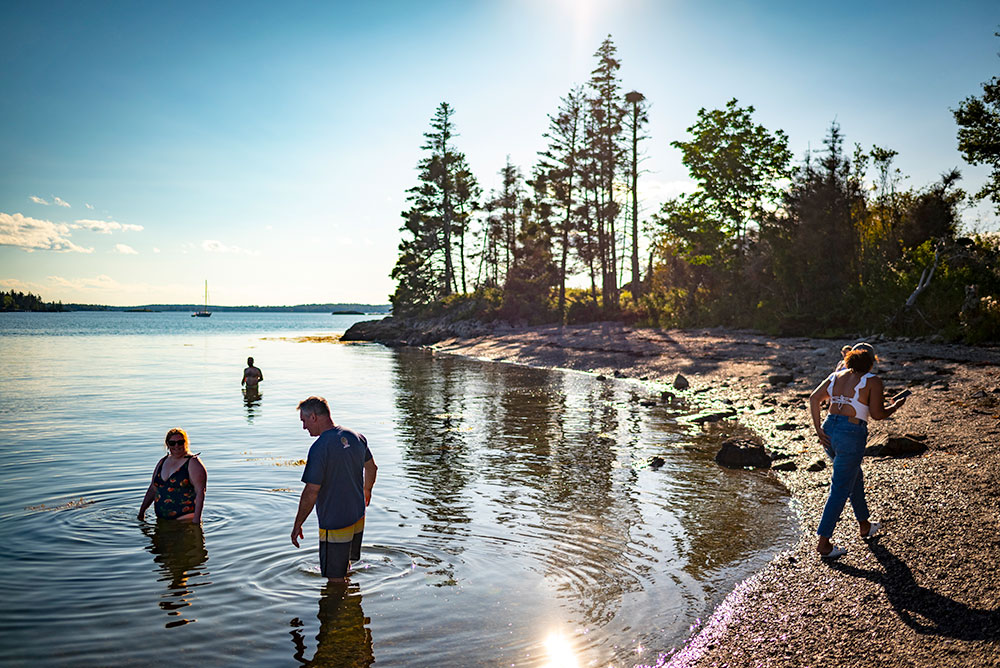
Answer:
[{"left": 817, "top": 414, "right": 870, "bottom": 538}]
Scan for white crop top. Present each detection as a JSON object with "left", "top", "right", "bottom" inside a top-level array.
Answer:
[{"left": 826, "top": 371, "right": 875, "bottom": 422}]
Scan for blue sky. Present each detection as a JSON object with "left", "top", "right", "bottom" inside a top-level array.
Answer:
[{"left": 2, "top": 0, "right": 997, "bottom": 306}]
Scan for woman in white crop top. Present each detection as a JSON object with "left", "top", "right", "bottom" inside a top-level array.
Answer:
[{"left": 807, "top": 343, "right": 907, "bottom": 559}]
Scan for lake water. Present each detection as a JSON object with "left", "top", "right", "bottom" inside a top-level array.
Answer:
[{"left": 0, "top": 312, "right": 796, "bottom": 667}]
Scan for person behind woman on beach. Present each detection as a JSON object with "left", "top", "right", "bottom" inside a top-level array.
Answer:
[
  {"left": 834, "top": 344, "right": 852, "bottom": 371},
  {"left": 138, "top": 428, "right": 207, "bottom": 523},
  {"left": 809, "top": 343, "right": 907, "bottom": 559}
]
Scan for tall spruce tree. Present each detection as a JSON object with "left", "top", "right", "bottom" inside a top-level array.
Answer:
[
  {"left": 539, "top": 86, "right": 586, "bottom": 320},
  {"left": 391, "top": 102, "right": 478, "bottom": 313},
  {"left": 623, "top": 90, "right": 649, "bottom": 298},
  {"left": 587, "top": 36, "right": 626, "bottom": 310}
]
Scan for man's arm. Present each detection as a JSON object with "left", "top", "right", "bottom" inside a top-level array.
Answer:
[
  {"left": 363, "top": 458, "right": 378, "bottom": 506},
  {"left": 291, "top": 483, "right": 321, "bottom": 547}
]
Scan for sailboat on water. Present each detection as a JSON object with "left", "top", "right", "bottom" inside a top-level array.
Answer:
[{"left": 192, "top": 280, "right": 211, "bottom": 317}]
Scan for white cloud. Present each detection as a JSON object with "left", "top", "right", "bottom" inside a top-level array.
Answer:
[
  {"left": 152, "top": 247, "right": 161, "bottom": 253},
  {"left": 0, "top": 278, "right": 47, "bottom": 292},
  {"left": 201, "top": 239, "right": 258, "bottom": 255},
  {"left": 72, "top": 219, "right": 144, "bottom": 234},
  {"left": 114, "top": 243, "right": 138, "bottom": 255},
  {"left": 30, "top": 196, "right": 49, "bottom": 205},
  {"left": 85, "top": 203, "right": 95, "bottom": 210},
  {"left": 53, "top": 197, "right": 70, "bottom": 208},
  {"left": 0, "top": 212, "right": 93, "bottom": 253},
  {"left": 48, "top": 274, "right": 121, "bottom": 290}
]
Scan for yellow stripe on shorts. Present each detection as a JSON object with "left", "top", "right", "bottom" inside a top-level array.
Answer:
[{"left": 318, "top": 516, "right": 365, "bottom": 543}]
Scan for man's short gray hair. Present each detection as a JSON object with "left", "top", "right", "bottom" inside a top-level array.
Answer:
[{"left": 297, "top": 396, "right": 330, "bottom": 418}]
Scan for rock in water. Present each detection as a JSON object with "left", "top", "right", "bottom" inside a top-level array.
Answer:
[
  {"left": 715, "top": 438, "right": 772, "bottom": 469},
  {"left": 673, "top": 374, "right": 690, "bottom": 390},
  {"left": 806, "top": 459, "right": 827, "bottom": 472}
]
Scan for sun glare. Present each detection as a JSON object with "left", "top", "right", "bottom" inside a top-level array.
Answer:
[{"left": 542, "top": 631, "right": 581, "bottom": 668}]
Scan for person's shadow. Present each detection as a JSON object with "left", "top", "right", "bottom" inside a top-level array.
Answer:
[
  {"left": 289, "top": 583, "right": 374, "bottom": 667},
  {"left": 141, "top": 520, "right": 210, "bottom": 628},
  {"left": 830, "top": 539, "right": 999, "bottom": 640},
  {"left": 243, "top": 386, "right": 262, "bottom": 424}
]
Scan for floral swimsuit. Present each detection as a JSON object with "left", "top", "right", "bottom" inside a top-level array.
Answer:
[{"left": 153, "top": 456, "right": 196, "bottom": 519}]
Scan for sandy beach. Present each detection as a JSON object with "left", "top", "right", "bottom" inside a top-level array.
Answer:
[{"left": 419, "top": 322, "right": 1000, "bottom": 667}]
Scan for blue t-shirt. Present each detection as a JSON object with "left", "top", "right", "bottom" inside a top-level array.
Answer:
[{"left": 301, "top": 426, "right": 373, "bottom": 530}]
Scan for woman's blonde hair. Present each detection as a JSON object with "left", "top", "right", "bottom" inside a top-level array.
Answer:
[{"left": 164, "top": 428, "right": 190, "bottom": 455}]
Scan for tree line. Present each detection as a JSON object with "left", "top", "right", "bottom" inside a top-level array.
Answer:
[
  {"left": 391, "top": 34, "right": 1000, "bottom": 342},
  {"left": 1, "top": 291, "right": 64, "bottom": 312}
]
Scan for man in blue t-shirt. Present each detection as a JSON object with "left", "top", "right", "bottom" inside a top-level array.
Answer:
[{"left": 290, "top": 396, "right": 378, "bottom": 582}]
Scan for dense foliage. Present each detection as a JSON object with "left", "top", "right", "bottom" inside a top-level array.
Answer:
[
  {"left": 1, "top": 290, "right": 64, "bottom": 311},
  {"left": 389, "top": 35, "right": 1000, "bottom": 343}
]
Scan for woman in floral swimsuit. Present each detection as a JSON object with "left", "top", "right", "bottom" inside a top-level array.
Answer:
[{"left": 138, "top": 428, "right": 207, "bottom": 523}]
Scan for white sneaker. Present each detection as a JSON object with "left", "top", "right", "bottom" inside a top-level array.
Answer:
[{"left": 820, "top": 545, "right": 847, "bottom": 560}]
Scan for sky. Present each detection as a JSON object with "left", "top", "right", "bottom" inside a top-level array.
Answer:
[{"left": 1, "top": 0, "right": 997, "bottom": 306}]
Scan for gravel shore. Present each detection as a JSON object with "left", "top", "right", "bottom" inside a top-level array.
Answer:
[{"left": 423, "top": 323, "right": 1000, "bottom": 668}]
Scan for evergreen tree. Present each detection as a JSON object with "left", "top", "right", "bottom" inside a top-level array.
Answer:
[
  {"left": 587, "top": 35, "right": 626, "bottom": 310},
  {"left": 390, "top": 103, "right": 478, "bottom": 312},
  {"left": 539, "top": 86, "right": 586, "bottom": 320},
  {"left": 623, "top": 90, "right": 649, "bottom": 297}
]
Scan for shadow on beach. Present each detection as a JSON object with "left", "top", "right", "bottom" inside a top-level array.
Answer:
[
  {"left": 830, "top": 539, "right": 1000, "bottom": 641},
  {"left": 290, "top": 583, "right": 374, "bottom": 667}
]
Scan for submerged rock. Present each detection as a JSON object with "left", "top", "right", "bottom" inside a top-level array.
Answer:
[
  {"left": 806, "top": 459, "right": 827, "bottom": 472},
  {"left": 673, "top": 373, "right": 690, "bottom": 390},
  {"left": 772, "top": 461, "right": 798, "bottom": 472},
  {"left": 715, "top": 438, "right": 772, "bottom": 469}
]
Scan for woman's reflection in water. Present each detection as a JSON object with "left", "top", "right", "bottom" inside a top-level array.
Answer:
[
  {"left": 141, "top": 520, "right": 209, "bottom": 628},
  {"left": 290, "top": 583, "right": 374, "bottom": 667},
  {"left": 243, "top": 385, "right": 262, "bottom": 424}
]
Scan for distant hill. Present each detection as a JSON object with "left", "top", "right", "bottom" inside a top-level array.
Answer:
[{"left": 60, "top": 303, "right": 392, "bottom": 314}]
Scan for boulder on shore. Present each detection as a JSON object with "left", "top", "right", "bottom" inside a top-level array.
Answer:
[
  {"left": 341, "top": 316, "right": 491, "bottom": 346},
  {"left": 715, "top": 437, "right": 772, "bottom": 469},
  {"left": 865, "top": 432, "right": 928, "bottom": 457}
]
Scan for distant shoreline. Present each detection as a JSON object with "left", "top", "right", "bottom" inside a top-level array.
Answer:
[{"left": 4, "top": 303, "right": 392, "bottom": 314}]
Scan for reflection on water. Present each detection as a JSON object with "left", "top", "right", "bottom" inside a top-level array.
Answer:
[
  {"left": 290, "top": 583, "right": 374, "bottom": 667},
  {"left": 0, "top": 318, "right": 797, "bottom": 667},
  {"left": 387, "top": 349, "right": 797, "bottom": 664},
  {"left": 141, "top": 520, "right": 210, "bottom": 628},
  {"left": 243, "top": 386, "right": 262, "bottom": 424}
]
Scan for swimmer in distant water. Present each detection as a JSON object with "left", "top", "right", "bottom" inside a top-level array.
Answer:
[
  {"left": 242, "top": 357, "right": 264, "bottom": 388},
  {"left": 138, "top": 428, "right": 207, "bottom": 523}
]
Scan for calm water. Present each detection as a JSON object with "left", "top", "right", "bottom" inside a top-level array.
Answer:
[{"left": 0, "top": 312, "right": 796, "bottom": 667}]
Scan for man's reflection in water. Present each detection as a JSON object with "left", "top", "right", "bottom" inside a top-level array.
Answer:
[
  {"left": 243, "top": 386, "right": 262, "bottom": 424},
  {"left": 290, "top": 583, "right": 374, "bottom": 667},
  {"left": 141, "top": 520, "right": 209, "bottom": 628}
]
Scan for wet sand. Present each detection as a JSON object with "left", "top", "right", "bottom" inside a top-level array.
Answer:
[{"left": 424, "top": 323, "right": 1000, "bottom": 667}]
